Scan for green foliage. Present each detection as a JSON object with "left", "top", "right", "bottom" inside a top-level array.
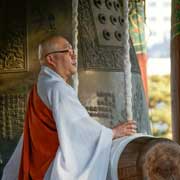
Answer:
[{"left": 148, "top": 75, "right": 172, "bottom": 139}]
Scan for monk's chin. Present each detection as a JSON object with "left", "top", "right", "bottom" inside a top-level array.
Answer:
[{"left": 71, "top": 67, "right": 77, "bottom": 74}]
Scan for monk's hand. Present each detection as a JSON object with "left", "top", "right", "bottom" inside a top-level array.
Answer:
[{"left": 112, "top": 120, "right": 137, "bottom": 140}]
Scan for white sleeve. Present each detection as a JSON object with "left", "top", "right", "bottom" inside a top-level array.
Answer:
[
  {"left": 1, "top": 135, "right": 23, "bottom": 180},
  {"left": 48, "top": 84, "right": 113, "bottom": 180}
]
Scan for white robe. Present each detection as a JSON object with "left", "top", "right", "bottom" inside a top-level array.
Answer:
[{"left": 2, "top": 65, "right": 113, "bottom": 180}]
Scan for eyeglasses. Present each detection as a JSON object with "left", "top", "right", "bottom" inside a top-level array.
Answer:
[{"left": 45, "top": 48, "right": 74, "bottom": 58}]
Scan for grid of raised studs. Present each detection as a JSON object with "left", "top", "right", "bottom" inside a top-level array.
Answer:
[{"left": 90, "top": 0, "right": 125, "bottom": 46}]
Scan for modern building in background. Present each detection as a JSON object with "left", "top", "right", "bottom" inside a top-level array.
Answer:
[
  {"left": 146, "top": 0, "right": 171, "bottom": 59},
  {"left": 146, "top": 0, "right": 171, "bottom": 75}
]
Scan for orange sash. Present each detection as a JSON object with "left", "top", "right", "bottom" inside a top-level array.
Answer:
[{"left": 18, "top": 84, "right": 59, "bottom": 180}]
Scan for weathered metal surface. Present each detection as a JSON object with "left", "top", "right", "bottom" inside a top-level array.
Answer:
[
  {"left": 0, "top": 0, "right": 27, "bottom": 73},
  {"left": 89, "top": 0, "right": 125, "bottom": 47},
  {"left": 78, "top": 0, "right": 150, "bottom": 132},
  {"left": 0, "top": 94, "right": 26, "bottom": 140},
  {"left": 78, "top": 0, "right": 125, "bottom": 71}
]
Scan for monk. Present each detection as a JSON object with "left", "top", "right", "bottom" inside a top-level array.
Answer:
[{"left": 2, "top": 35, "right": 137, "bottom": 180}]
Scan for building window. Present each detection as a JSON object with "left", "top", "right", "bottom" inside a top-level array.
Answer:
[
  {"left": 163, "top": 2, "right": 171, "bottom": 7},
  {"left": 164, "top": 17, "right": 170, "bottom": 21},
  {"left": 149, "top": 17, "right": 156, "bottom": 21},
  {"left": 151, "top": 31, "right": 157, "bottom": 36},
  {"left": 149, "top": 2, "right": 156, "bottom": 7}
]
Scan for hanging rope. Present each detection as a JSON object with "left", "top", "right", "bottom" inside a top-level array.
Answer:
[
  {"left": 123, "top": 0, "right": 133, "bottom": 120},
  {"left": 72, "top": 0, "right": 79, "bottom": 94}
]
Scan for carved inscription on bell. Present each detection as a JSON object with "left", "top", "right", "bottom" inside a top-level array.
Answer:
[{"left": 85, "top": 91, "right": 116, "bottom": 126}]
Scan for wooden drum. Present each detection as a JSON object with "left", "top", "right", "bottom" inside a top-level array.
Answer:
[{"left": 107, "top": 134, "right": 180, "bottom": 180}]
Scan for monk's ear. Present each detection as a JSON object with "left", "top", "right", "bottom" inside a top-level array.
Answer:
[{"left": 46, "top": 55, "right": 56, "bottom": 67}]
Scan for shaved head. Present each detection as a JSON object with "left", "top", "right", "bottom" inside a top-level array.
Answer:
[
  {"left": 38, "top": 34, "right": 70, "bottom": 65},
  {"left": 37, "top": 34, "right": 77, "bottom": 81}
]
